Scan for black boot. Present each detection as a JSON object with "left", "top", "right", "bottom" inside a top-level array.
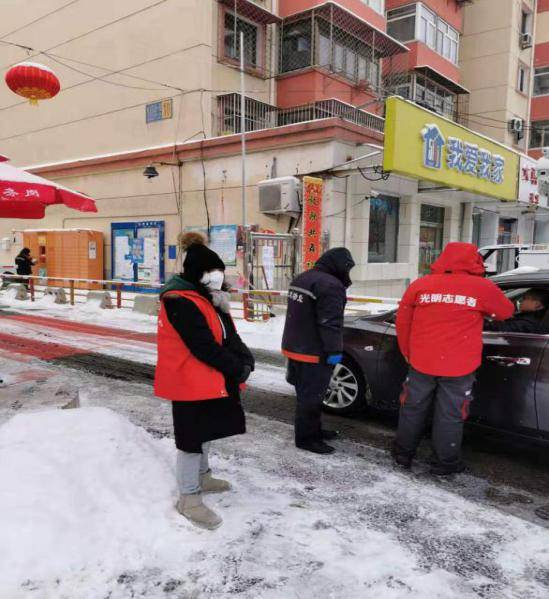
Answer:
[
  {"left": 391, "top": 443, "right": 412, "bottom": 470},
  {"left": 296, "top": 440, "right": 335, "bottom": 454},
  {"left": 430, "top": 461, "right": 466, "bottom": 476},
  {"left": 321, "top": 429, "right": 339, "bottom": 440}
]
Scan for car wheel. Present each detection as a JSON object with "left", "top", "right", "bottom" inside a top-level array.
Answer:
[{"left": 323, "top": 357, "right": 368, "bottom": 415}]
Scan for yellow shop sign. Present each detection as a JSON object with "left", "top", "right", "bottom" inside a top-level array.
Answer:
[{"left": 383, "top": 97, "right": 519, "bottom": 201}]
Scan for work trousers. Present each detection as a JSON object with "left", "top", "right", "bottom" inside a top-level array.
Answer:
[
  {"left": 288, "top": 360, "right": 334, "bottom": 445},
  {"left": 394, "top": 368, "right": 475, "bottom": 467},
  {"left": 176, "top": 442, "right": 211, "bottom": 495}
]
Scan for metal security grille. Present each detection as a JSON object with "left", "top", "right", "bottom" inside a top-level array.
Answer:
[
  {"left": 278, "top": 3, "right": 410, "bottom": 107},
  {"left": 246, "top": 232, "right": 299, "bottom": 292},
  {"left": 217, "top": 0, "right": 278, "bottom": 78},
  {"left": 217, "top": 94, "right": 384, "bottom": 135}
]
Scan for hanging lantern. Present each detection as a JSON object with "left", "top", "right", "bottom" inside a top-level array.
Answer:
[{"left": 5, "top": 62, "right": 60, "bottom": 106}]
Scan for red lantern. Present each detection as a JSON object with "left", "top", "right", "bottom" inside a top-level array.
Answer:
[{"left": 5, "top": 62, "right": 60, "bottom": 106}]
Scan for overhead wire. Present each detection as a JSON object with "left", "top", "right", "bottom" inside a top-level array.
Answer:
[{"left": 0, "top": 0, "right": 83, "bottom": 40}]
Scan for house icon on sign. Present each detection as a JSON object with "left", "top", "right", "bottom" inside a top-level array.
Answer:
[{"left": 421, "top": 124, "right": 446, "bottom": 170}]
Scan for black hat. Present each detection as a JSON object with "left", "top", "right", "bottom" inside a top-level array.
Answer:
[{"left": 179, "top": 231, "right": 225, "bottom": 283}]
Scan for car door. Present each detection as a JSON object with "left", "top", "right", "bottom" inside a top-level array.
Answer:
[{"left": 470, "top": 328, "right": 548, "bottom": 435}]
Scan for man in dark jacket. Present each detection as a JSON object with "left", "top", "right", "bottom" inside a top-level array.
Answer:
[
  {"left": 484, "top": 288, "right": 549, "bottom": 334},
  {"left": 15, "top": 248, "right": 35, "bottom": 287},
  {"left": 282, "top": 247, "right": 355, "bottom": 454},
  {"left": 394, "top": 242, "right": 514, "bottom": 475}
]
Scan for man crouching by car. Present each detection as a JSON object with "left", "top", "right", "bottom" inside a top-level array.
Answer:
[{"left": 393, "top": 242, "right": 514, "bottom": 475}]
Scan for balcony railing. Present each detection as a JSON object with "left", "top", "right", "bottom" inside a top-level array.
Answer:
[{"left": 217, "top": 94, "right": 385, "bottom": 136}]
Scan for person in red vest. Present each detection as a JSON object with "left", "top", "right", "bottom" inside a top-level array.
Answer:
[
  {"left": 155, "top": 232, "right": 254, "bottom": 530},
  {"left": 394, "top": 242, "right": 514, "bottom": 475}
]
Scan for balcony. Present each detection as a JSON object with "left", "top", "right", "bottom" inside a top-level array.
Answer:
[
  {"left": 278, "top": 1, "right": 408, "bottom": 89},
  {"left": 217, "top": 93, "right": 385, "bottom": 136}
]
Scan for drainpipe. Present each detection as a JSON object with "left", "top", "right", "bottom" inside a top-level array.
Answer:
[{"left": 344, "top": 176, "right": 353, "bottom": 249}]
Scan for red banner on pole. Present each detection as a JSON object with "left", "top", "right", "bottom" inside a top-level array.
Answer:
[{"left": 302, "top": 176, "right": 323, "bottom": 270}]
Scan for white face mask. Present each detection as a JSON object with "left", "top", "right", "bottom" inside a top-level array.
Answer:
[{"left": 201, "top": 270, "right": 224, "bottom": 291}]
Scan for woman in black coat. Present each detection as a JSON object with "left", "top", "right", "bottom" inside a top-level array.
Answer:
[
  {"left": 155, "top": 232, "right": 254, "bottom": 530},
  {"left": 15, "top": 247, "right": 35, "bottom": 286}
]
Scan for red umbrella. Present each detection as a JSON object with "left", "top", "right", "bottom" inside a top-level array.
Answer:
[{"left": 0, "top": 159, "right": 97, "bottom": 219}]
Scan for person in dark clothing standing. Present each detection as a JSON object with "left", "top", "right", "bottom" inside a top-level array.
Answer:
[
  {"left": 484, "top": 288, "right": 549, "bottom": 334},
  {"left": 394, "top": 242, "right": 514, "bottom": 475},
  {"left": 154, "top": 232, "right": 254, "bottom": 530},
  {"left": 15, "top": 248, "right": 35, "bottom": 286},
  {"left": 282, "top": 247, "right": 355, "bottom": 455}
]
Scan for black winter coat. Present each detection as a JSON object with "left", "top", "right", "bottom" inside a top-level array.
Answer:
[
  {"left": 485, "top": 309, "right": 546, "bottom": 334},
  {"left": 282, "top": 248, "right": 354, "bottom": 362},
  {"left": 15, "top": 255, "right": 33, "bottom": 276},
  {"left": 164, "top": 292, "right": 255, "bottom": 453}
]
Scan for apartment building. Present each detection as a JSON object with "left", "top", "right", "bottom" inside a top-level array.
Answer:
[
  {"left": 0, "top": 0, "right": 527, "bottom": 295},
  {"left": 531, "top": 0, "right": 549, "bottom": 160}
]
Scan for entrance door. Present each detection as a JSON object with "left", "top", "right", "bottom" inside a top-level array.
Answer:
[
  {"left": 111, "top": 221, "right": 165, "bottom": 289},
  {"left": 419, "top": 204, "right": 445, "bottom": 275}
]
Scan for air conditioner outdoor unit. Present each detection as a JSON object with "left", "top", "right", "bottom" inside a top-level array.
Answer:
[
  {"left": 259, "top": 176, "right": 301, "bottom": 215},
  {"left": 509, "top": 118, "right": 524, "bottom": 134},
  {"left": 521, "top": 33, "right": 533, "bottom": 49}
]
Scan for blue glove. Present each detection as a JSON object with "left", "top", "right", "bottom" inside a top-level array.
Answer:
[{"left": 326, "top": 354, "right": 343, "bottom": 366}]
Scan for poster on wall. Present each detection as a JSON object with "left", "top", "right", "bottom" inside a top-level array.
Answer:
[
  {"left": 519, "top": 155, "right": 547, "bottom": 207},
  {"left": 184, "top": 225, "right": 238, "bottom": 266},
  {"left": 302, "top": 176, "right": 324, "bottom": 270}
]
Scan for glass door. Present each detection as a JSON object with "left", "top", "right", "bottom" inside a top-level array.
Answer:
[{"left": 419, "top": 204, "right": 445, "bottom": 275}]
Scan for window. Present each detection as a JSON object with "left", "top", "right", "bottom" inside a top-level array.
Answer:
[
  {"left": 224, "top": 12, "right": 260, "bottom": 68},
  {"left": 415, "top": 75, "right": 456, "bottom": 118},
  {"left": 308, "top": 18, "right": 381, "bottom": 86},
  {"left": 280, "top": 19, "right": 312, "bottom": 73},
  {"left": 517, "top": 62, "right": 530, "bottom": 94},
  {"left": 387, "top": 3, "right": 459, "bottom": 64},
  {"left": 368, "top": 195, "right": 400, "bottom": 263},
  {"left": 521, "top": 9, "right": 533, "bottom": 35},
  {"left": 387, "top": 5, "right": 416, "bottom": 43},
  {"left": 361, "top": 0, "right": 384, "bottom": 14},
  {"left": 534, "top": 67, "right": 549, "bottom": 97},
  {"left": 217, "top": 94, "right": 273, "bottom": 135},
  {"left": 530, "top": 121, "right": 549, "bottom": 149},
  {"left": 419, "top": 204, "right": 445, "bottom": 275}
]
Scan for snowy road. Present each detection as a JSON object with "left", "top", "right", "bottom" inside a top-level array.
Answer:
[{"left": 2, "top": 362, "right": 549, "bottom": 599}]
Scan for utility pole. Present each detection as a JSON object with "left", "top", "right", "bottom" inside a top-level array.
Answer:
[{"left": 240, "top": 31, "right": 247, "bottom": 228}]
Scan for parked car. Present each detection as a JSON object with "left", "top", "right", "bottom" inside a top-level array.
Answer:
[
  {"left": 478, "top": 244, "right": 530, "bottom": 276},
  {"left": 324, "top": 270, "right": 549, "bottom": 442}
]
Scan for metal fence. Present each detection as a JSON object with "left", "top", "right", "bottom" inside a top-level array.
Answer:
[{"left": 217, "top": 94, "right": 385, "bottom": 135}]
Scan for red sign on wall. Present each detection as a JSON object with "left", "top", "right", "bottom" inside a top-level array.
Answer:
[{"left": 302, "top": 176, "right": 323, "bottom": 270}]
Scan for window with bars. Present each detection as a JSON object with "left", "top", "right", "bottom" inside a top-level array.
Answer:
[
  {"left": 530, "top": 121, "right": 549, "bottom": 149},
  {"left": 534, "top": 67, "right": 549, "bottom": 97},
  {"left": 223, "top": 11, "right": 260, "bottom": 68},
  {"left": 387, "top": 3, "right": 459, "bottom": 65},
  {"left": 385, "top": 73, "right": 456, "bottom": 119},
  {"left": 217, "top": 93, "right": 274, "bottom": 134},
  {"left": 280, "top": 16, "right": 381, "bottom": 89}
]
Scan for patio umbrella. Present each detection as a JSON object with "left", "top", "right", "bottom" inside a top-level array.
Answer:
[{"left": 0, "top": 159, "right": 97, "bottom": 219}]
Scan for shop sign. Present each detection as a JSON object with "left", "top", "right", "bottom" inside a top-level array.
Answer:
[
  {"left": 302, "top": 177, "right": 323, "bottom": 270},
  {"left": 383, "top": 97, "right": 520, "bottom": 201},
  {"left": 519, "top": 155, "right": 547, "bottom": 207}
]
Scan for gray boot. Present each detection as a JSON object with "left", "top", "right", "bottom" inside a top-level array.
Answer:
[
  {"left": 176, "top": 493, "right": 222, "bottom": 530},
  {"left": 200, "top": 470, "right": 232, "bottom": 494}
]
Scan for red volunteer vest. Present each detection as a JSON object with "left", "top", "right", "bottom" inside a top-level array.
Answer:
[{"left": 154, "top": 289, "right": 229, "bottom": 401}]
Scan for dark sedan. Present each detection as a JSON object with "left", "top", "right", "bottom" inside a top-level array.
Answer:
[{"left": 324, "top": 270, "right": 549, "bottom": 441}]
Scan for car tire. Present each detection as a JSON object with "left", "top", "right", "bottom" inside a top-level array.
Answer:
[{"left": 323, "top": 356, "right": 368, "bottom": 415}]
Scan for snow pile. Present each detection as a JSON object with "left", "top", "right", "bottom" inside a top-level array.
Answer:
[{"left": 1, "top": 407, "right": 549, "bottom": 598}]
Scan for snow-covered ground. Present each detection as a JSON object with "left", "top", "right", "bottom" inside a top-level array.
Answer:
[
  {"left": 1, "top": 357, "right": 549, "bottom": 599},
  {"left": 0, "top": 288, "right": 397, "bottom": 354}
]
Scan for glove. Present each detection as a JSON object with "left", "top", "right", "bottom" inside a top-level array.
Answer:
[
  {"left": 238, "top": 365, "right": 252, "bottom": 384},
  {"left": 326, "top": 354, "right": 343, "bottom": 366}
]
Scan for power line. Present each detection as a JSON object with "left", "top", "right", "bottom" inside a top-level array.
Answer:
[
  {"left": 1, "top": 0, "right": 172, "bottom": 70},
  {"left": 0, "top": 88, "right": 239, "bottom": 142},
  {"left": 0, "top": 0, "right": 83, "bottom": 40}
]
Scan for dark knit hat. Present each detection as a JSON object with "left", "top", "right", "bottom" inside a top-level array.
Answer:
[{"left": 179, "top": 231, "right": 225, "bottom": 283}]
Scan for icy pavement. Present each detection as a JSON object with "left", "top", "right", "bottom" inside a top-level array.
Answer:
[{"left": 1, "top": 360, "right": 549, "bottom": 598}]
